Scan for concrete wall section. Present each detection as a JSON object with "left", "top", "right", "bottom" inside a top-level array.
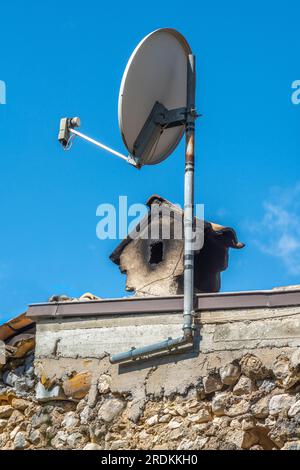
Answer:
[
  {"left": 35, "top": 306, "right": 300, "bottom": 360},
  {"left": 35, "top": 313, "right": 183, "bottom": 358}
]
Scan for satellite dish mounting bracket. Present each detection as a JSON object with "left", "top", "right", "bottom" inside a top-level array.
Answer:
[{"left": 132, "top": 101, "right": 190, "bottom": 166}]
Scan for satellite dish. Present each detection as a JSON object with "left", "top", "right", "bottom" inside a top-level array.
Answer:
[{"left": 118, "top": 28, "right": 192, "bottom": 167}]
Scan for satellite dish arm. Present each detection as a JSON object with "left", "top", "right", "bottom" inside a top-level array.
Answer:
[
  {"left": 69, "top": 128, "right": 132, "bottom": 163},
  {"left": 58, "top": 117, "right": 137, "bottom": 167}
]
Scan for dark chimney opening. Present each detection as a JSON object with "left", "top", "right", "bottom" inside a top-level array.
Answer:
[{"left": 149, "top": 241, "right": 163, "bottom": 265}]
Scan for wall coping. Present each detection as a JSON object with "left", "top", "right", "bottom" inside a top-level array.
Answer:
[{"left": 26, "top": 287, "right": 300, "bottom": 320}]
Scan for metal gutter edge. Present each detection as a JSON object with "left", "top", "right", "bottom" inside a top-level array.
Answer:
[{"left": 26, "top": 289, "right": 300, "bottom": 321}]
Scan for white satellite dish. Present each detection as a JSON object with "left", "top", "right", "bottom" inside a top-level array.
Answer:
[{"left": 118, "top": 28, "right": 191, "bottom": 166}]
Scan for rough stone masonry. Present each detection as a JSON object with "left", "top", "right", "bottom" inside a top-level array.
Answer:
[
  {"left": 0, "top": 290, "right": 300, "bottom": 450},
  {"left": 1, "top": 349, "right": 300, "bottom": 450}
]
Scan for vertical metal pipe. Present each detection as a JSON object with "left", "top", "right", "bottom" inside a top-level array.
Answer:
[{"left": 183, "top": 54, "right": 196, "bottom": 338}]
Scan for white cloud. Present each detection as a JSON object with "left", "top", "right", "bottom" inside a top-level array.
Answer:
[{"left": 250, "top": 183, "right": 300, "bottom": 275}]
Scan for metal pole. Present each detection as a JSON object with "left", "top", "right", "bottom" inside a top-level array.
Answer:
[{"left": 183, "top": 54, "right": 196, "bottom": 338}]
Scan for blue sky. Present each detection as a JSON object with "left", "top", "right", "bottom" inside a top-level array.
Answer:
[{"left": 0, "top": 1, "right": 299, "bottom": 322}]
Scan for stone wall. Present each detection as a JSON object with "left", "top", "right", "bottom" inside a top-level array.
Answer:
[
  {"left": 1, "top": 300, "right": 300, "bottom": 450},
  {"left": 1, "top": 348, "right": 300, "bottom": 450}
]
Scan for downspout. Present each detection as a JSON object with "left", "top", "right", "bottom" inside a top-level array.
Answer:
[{"left": 110, "top": 54, "right": 197, "bottom": 364}]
